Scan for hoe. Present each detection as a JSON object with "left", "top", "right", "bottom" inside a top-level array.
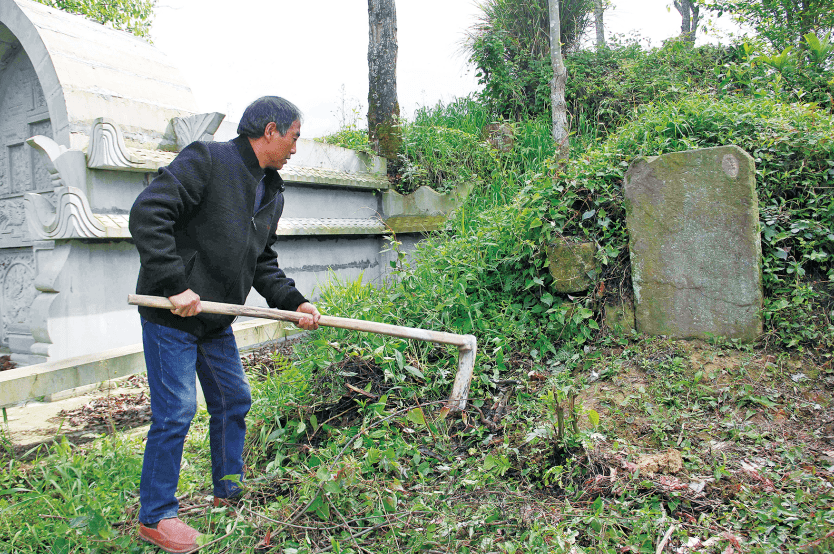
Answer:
[{"left": 128, "top": 294, "right": 477, "bottom": 413}]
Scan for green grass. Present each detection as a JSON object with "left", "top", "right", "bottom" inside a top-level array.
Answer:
[{"left": 2, "top": 334, "right": 831, "bottom": 553}]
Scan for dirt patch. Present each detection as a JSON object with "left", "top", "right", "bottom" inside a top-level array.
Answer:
[
  {"left": 0, "top": 355, "right": 16, "bottom": 372},
  {"left": 56, "top": 389, "right": 152, "bottom": 434},
  {"left": 2, "top": 374, "right": 150, "bottom": 459}
]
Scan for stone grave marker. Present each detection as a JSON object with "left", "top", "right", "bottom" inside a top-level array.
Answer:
[{"left": 624, "top": 145, "right": 763, "bottom": 342}]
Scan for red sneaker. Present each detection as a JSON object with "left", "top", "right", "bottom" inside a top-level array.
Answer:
[{"left": 138, "top": 517, "right": 200, "bottom": 553}]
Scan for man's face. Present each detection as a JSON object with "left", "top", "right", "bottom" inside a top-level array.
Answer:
[{"left": 265, "top": 120, "right": 301, "bottom": 169}]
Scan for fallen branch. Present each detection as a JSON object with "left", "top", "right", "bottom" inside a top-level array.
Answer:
[
  {"left": 656, "top": 524, "right": 676, "bottom": 554},
  {"left": 345, "top": 382, "right": 378, "bottom": 399}
]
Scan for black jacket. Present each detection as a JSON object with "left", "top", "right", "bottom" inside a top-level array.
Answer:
[{"left": 129, "top": 135, "right": 307, "bottom": 337}]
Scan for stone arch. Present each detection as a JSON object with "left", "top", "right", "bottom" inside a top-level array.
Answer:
[
  {"left": 1, "top": 0, "right": 199, "bottom": 154},
  {"left": 0, "top": 2, "right": 69, "bottom": 147},
  {"left": 0, "top": 38, "right": 53, "bottom": 198}
]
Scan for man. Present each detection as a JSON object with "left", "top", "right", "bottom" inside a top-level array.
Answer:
[{"left": 129, "top": 96, "right": 320, "bottom": 553}]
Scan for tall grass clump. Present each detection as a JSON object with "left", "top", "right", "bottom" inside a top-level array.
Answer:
[
  {"left": 0, "top": 436, "right": 144, "bottom": 552},
  {"left": 570, "top": 40, "right": 732, "bottom": 141},
  {"left": 397, "top": 111, "right": 494, "bottom": 195},
  {"left": 400, "top": 98, "right": 563, "bottom": 212}
]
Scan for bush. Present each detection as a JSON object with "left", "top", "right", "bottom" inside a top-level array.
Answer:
[
  {"left": 567, "top": 39, "right": 733, "bottom": 141},
  {"left": 716, "top": 33, "right": 834, "bottom": 112}
]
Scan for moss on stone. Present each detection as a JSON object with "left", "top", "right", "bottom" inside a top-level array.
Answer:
[{"left": 546, "top": 240, "right": 597, "bottom": 293}]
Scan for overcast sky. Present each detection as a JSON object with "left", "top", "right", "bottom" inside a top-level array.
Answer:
[{"left": 150, "top": 0, "right": 740, "bottom": 138}]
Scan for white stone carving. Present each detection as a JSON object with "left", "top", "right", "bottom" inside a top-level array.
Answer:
[
  {"left": 281, "top": 165, "right": 390, "bottom": 189},
  {"left": 0, "top": 252, "right": 36, "bottom": 353},
  {"left": 0, "top": 199, "right": 27, "bottom": 244},
  {"left": 173, "top": 112, "right": 225, "bottom": 150},
  {"left": 25, "top": 186, "right": 106, "bottom": 239},
  {"left": 29, "top": 240, "right": 72, "bottom": 362},
  {"left": 86, "top": 117, "right": 177, "bottom": 172},
  {"left": 25, "top": 135, "right": 106, "bottom": 239},
  {"left": 86, "top": 117, "right": 142, "bottom": 170},
  {"left": 276, "top": 217, "right": 387, "bottom": 236},
  {"left": 9, "top": 143, "right": 29, "bottom": 194},
  {"left": 4, "top": 262, "right": 36, "bottom": 333},
  {"left": 25, "top": 135, "right": 69, "bottom": 187}
]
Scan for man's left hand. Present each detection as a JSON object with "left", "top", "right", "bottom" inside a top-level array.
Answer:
[{"left": 295, "top": 302, "right": 320, "bottom": 330}]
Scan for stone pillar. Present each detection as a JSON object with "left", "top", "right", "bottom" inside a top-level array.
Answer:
[{"left": 624, "top": 145, "right": 763, "bottom": 342}]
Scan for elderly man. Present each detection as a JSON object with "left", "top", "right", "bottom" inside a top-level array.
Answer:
[{"left": 129, "top": 96, "right": 319, "bottom": 553}]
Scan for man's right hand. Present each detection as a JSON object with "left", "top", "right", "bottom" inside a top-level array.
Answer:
[{"left": 169, "top": 289, "right": 202, "bottom": 317}]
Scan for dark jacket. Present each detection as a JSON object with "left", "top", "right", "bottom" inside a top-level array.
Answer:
[{"left": 129, "top": 135, "right": 307, "bottom": 338}]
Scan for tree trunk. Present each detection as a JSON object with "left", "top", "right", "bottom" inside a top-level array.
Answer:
[
  {"left": 673, "top": 0, "right": 699, "bottom": 43},
  {"left": 690, "top": 3, "right": 700, "bottom": 43},
  {"left": 367, "top": 0, "right": 402, "bottom": 160},
  {"left": 549, "top": 0, "right": 569, "bottom": 160},
  {"left": 594, "top": 0, "right": 606, "bottom": 50}
]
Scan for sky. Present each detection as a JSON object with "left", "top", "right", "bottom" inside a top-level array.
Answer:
[{"left": 150, "top": 1, "right": 741, "bottom": 138}]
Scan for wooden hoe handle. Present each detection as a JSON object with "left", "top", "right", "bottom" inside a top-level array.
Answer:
[{"left": 127, "top": 294, "right": 477, "bottom": 411}]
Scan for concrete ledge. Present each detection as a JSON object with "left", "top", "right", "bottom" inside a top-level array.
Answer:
[
  {"left": 0, "top": 319, "right": 298, "bottom": 408},
  {"left": 276, "top": 217, "right": 387, "bottom": 236},
  {"left": 281, "top": 166, "right": 389, "bottom": 190}
]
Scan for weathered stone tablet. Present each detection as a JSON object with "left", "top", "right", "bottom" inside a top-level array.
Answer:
[{"left": 624, "top": 145, "right": 763, "bottom": 342}]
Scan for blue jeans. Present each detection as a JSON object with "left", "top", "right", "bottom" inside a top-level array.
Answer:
[{"left": 138, "top": 318, "right": 251, "bottom": 524}]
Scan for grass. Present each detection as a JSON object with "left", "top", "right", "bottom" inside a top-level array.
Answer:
[{"left": 1, "top": 334, "right": 831, "bottom": 553}]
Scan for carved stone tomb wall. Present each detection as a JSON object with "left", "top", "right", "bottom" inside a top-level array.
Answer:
[{"left": 0, "top": 30, "right": 47, "bottom": 351}]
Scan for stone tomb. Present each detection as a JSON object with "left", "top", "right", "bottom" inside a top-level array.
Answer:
[
  {"left": 624, "top": 145, "right": 763, "bottom": 342},
  {"left": 0, "top": 0, "right": 469, "bottom": 372}
]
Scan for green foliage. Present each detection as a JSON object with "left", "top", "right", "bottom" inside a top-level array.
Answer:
[
  {"left": 322, "top": 93, "right": 833, "bottom": 352},
  {"left": 397, "top": 112, "right": 493, "bottom": 195},
  {"left": 717, "top": 33, "right": 834, "bottom": 111},
  {"left": 567, "top": 38, "right": 733, "bottom": 141},
  {"left": 5, "top": 12, "right": 834, "bottom": 550},
  {"left": 470, "top": 29, "right": 734, "bottom": 134},
  {"left": 377, "top": 94, "right": 833, "bottom": 352},
  {"left": 703, "top": 0, "right": 834, "bottom": 51},
  {"left": 384, "top": 97, "right": 558, "bottom": 206},
  {"left": 0, "top": 436, "right": 144, "bottom": 552},
  {"left": 318, "top": 124, "right": 373, "bottom": 156},
  {"left": 32, "top": 0, "right": 156, "bottom": 39},
  {"left": 466, "top": 0, "right": 595, "bottom": 119}
]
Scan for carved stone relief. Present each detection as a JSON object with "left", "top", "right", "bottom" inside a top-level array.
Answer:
[
  {"left": 0, "top": 147, "right": 5, "bottom": 195},
  {"left": 9, "top": 143, "right": 29, "bottom": 193},
  {"left": 86, "top": 118, "right": 176, "bottom": 172},
  {"left": 173, "top": 112, "right": 225, "bottom": 150},
  {"left": 0, "top": 43, "right": 52, "bottom": 199},
  {"left": 0, "top": 199, "right": 27, "bottom": 242},
  {"left": 29, "top": 119, "right": 53, "bottom": 191},
  {"left": 2, "top": 65, "right": 32, "bottom": 115},
  {"left": 0, "top": 252, "right": 36, "bottom": 346}
]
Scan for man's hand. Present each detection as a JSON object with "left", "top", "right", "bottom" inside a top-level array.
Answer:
[
  {"left": 295, "top": 302, "right": 320, "bottom": 330},
  {"left": 169, "top": 289, "right": 202, "bottom": 317}
]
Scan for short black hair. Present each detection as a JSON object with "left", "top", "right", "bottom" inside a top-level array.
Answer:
[{"left": 237, "top": 96, "right": 303, "bottom": 138}]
